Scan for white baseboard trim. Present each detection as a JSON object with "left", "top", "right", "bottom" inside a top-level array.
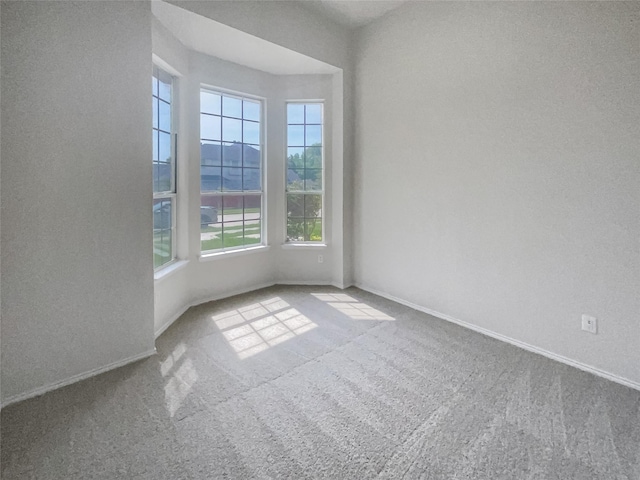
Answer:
[
  {"left": 154, "top": 304, "right": 192, "bottom": 339},
  {"left": 155, "top": 281, "right": 277, "bottom": 339},
  {"left": 356, "top": 283, "right": 640, "bottom": 392},
  {"left": 2, "top": 348, "right": 157, "bottom": 409}
]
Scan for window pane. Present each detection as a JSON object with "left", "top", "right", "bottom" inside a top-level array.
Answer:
[
  {"left": 243, "top": 100, "right": 260, "bottom": 122},
  {"left": 287, "top": 147, "right": 304, "bottom": 169},
  {"left": 287, "top": 104, "right": 304, "bottom": 124},
  {"left": 305, "top": 104, "right": 322, "bottom": 124},
  {"left": 222, "top": 167, "right": 242, "bottom": 191},
  {"left": 201, "top": 114, "right": 221, "bottom": 141},
  {"left": 223, "top": 221, "right": 244, "bottom": 248},
  {"left": 304, "top": 194, "right": 322, "bottom": 218},
  {"left": 243, "top": 194, "right": 261, "bottom": 217},
  {"left": 243, "top": 120, "right": 259, "bottom": 145},
  {"left": 201, "top": 196, "right": 222, "bottom": 252},
  {"left": 305, "top": 146, "right": 322, "bottom": 168},
  {"left": 222, "top": 195, "right": 242, "bottom": 223},
  {"left": 200, "top": 197, "right": 221, "bottom": 227},
  {"left": 222, "top": 117, "right": 242, "bottom": 143},
  {"left": 158, "top": 70, "right": 171, "bottom": 102},
  {"left": 159, "top": 100, "right": 171, "bottom": 132},
  {"left": 222, "top": 96, "right": 242, "bottom": 118},
  {"left": 201, "top": 166, "right": 221, "bottom": 192},
  {"left": 287, "top": 125, "right": 304, "bottom": 146},
  {"left": 242, "top": 168, "right": 261, "bottom": 191},
  {"left": 287, "top": 169, "right": 303, "bottom": 190},
  {"left": 305, "top": 218, "right": 322, "bottom": 242},
  {"left": 201, "top": 141, "right": 222, "bottom": 167},
  {"left": 152, "top": 74, "right": 158, "bottom": 97},
  {"left": 305, "top": 125, "right": 322, "bottom": 146},
  {"left": 153, "top": 198, "right": 171, "bottom": 231},
  {"left": 201, "top": 91, "right": 221, "bottom": 115},
  {"left": 158, "top": 163, "right": 172, "bottom": 192},
  {"left": 304, "top": 170, "right": 322, "bottom": 191},
  {"left": 287, "top": 194, "right": 304, "bottom": 218},
  {"left": 152, "top": 98, "right": 158, "bottom": 129},
  {"left": 153, "top": 162, "right": 160, "bottom": 193},
  {"left": 154, "top": 229, "right": 172, "bottom": 269},
  {"left": 158, "top": 131, "right": 171, "bottom": 164},
  {"left": 243, "top": 145, "right": 260, "bottom": 168},
  {"left": 153, "top": 199, "right": 173, "bottom": 268},
  {"left": 222, "top": 144, "right": 242, "bottom": 166},
  {"left": 152, "top": 130, "right": 158, "bottom": 161},
  {"left": 243, "top": 195, "right": 261, "bottom": 246},
  {"left": 287, "top": 217, "right": 304, "bottom": 242}
]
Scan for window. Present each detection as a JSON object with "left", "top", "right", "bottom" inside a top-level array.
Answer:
[
  {"left": 200, "top": 89, "right": 263, "bottom": 253},
  {"left": 286, "top": 103, "right": 323, "bottom": 242},
  {"left": 152, "top": 66, "right": 176, "bottom": 269}
]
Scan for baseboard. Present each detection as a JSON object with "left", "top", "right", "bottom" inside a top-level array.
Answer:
[
  {"left": 155, "top": 281, "right": 277, "bottom": 339},
  {"left": 356, "top": 283, "right": 640, "bottom": 392},
  {"left": 276, "top": 280, "right": 333, "bottom": 286},
  {"left": 155, "top": 304, "right": 192, "bottom": 339},
  {"left": 2, "top": 348, "right": 157, "bottom": 409}
]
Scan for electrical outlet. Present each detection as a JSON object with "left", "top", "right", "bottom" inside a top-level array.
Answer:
[
  {"left": 582, "top": 314, "right": 597, "bottom": 334},
  {"left": 318, "top": 255, "right": 323, "bottom": 264}
]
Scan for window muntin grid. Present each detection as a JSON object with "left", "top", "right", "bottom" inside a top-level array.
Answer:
[
  {"left": 200, "top": 89, "right": 264, "bottom": 253},
  {"left": 286, "top": 103, "right": 323, "bottom": 243},
  {"left": 153, "top": 66, "right": 176, "bottom": 269}
]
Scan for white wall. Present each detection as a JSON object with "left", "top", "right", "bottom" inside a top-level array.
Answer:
[
  {"left": 1, "top": 1, "right": 155, "bottom": 403},
  {"left": 355, "top": 2, "right": 640, "bottom": 386}
]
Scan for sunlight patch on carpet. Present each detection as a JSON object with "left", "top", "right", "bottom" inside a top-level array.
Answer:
[
  {"left": 312, "top": 293, "right": 395, "bottom": 321},
  {"left": 161, "top": 342, "right": 199, "bottom": 417},
  {"left": 212, "top": 297, "right": 317, "bottom": 359}
]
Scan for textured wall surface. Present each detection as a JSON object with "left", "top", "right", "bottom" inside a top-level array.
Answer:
[
  {"left": 355, "top": 2, "right": 640, "bottom": 385},
  {"left": 1, "top": 1, "right": 155, "bottom": 402}
]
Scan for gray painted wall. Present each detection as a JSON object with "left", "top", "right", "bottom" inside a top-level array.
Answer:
[
  {"left": 1, "top": 1, "right": 155, "bottom": 402},
  {"left": 355, "top": 2, "right": 640, "bottom": 385}
]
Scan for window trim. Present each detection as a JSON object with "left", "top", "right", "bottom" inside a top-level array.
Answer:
[
  {"left": 285, "top": 100, "right": 325, "bottom": 245},
  {"left": 199, "top": 85, "right": 267, "bottom": 255}
]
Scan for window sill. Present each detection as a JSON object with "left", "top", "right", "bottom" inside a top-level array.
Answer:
[
  {"left": 154, "top": 259, "right": 189, "bottom": 281},
  {"left": 281, "top": 243, "right": 327, "bottom": 250},
  {"left": 199, "top": 245, "right": 271, "bottom": 262}
]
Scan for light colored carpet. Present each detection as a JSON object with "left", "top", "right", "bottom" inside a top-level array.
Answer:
[{"left": 2, "top": 285, "right": 639, "bottom": 479}]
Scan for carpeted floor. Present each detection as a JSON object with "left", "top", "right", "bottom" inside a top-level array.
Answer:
[{"left": 2, "top": 285, "right": 639, "bottom": 479}]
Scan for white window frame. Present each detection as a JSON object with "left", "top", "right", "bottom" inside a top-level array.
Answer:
[
  {"left": 285, "top": 101, "right": 325, "bottom": 244},
  {"left": 153, "top": 65, "right": 177, "bottom": 271},
  {"left": 199, "top": 85, "right": 266, "bottom": 255}
]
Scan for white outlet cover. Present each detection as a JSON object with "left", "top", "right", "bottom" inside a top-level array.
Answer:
[{"left": 582, "top": 314, "right": 597, "bottom": 334}]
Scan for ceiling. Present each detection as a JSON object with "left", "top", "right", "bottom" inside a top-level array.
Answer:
[
  {"left": 302, "top": 0, "right": 407, "bottom": 28},
  {"left": 152, "top": 1, "right": 339, "bottom": 75}
]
